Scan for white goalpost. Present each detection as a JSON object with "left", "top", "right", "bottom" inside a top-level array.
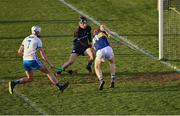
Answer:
[{"left": 159, "top": 0, "right": 164, "bottom": 60}]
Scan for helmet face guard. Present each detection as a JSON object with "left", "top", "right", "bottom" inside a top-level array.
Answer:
[
  {"left": 31, "top": 26, "right": 41, "bottom": 34},
  {"left": 79, "top": 16, "right": 88, "bottom": 24}
]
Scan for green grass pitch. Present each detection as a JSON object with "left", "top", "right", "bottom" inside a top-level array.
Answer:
[{"left": 0, "top": 0, "right": 180, "bottom": 115}]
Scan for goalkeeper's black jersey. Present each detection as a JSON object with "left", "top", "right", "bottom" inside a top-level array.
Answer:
[{"left": 73, "top": 25, "right": 92, "bottom": 48}]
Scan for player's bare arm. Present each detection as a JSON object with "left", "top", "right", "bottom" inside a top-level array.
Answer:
[
  {"left": 39, "top": 48, "right": 54, "bottom": 68},
  {"left": 17, "top": 45, "right": 24, "bottom": 57}
]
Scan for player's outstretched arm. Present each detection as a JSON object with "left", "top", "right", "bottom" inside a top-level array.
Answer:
[
  {"left": 101, "top": 25, "right": 121, "bottom": 40},
  {"left": 100, "top": 25, "right": 111, "bottom": 34},
  {"left": 100, "top": 25, "right": 112, "bottom": 38},
  {"left": 17, "top": 45, "right": 24, "bottom": 57},
  {"left": 39, "top": 48, "right": 54, "bottom": 68}
]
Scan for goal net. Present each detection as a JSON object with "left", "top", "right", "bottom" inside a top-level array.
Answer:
[{"left": 160, "top": 0, "right": 180, "bottom": 67}]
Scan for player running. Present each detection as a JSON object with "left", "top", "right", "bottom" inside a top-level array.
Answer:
[
  {"left": 93, "top": 25, "right": 116, "bottom": 90},
  {"left": 56, "top": 16, "right": 95, "bottom": 75},
  {"left": 9, "top": 26, "right": 69, "bottom": 94}
]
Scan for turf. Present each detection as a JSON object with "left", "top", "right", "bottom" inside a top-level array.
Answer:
[{"left": 0, "top": 0, "right": 180, "bottom": 115}]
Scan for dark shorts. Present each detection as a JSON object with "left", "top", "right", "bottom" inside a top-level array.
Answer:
[{"left": 72, "top": 45, "right": 89, "bottom": 56}]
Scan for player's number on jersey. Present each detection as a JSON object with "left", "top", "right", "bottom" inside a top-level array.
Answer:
[{"left": 27, "top": 40, "right": 31, "bottom": 48}]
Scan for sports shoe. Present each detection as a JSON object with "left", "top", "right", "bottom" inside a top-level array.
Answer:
[
  {"left": 86, "top": 65, "right": 92, "bottom": 73},
  {"left": 59, "top": 81, "right": 69, "bottom": 92},
  {"left": 67, "top": 70, "right": 78, "bottom": 75},
  {"left": 99, "top": 81, "right": 105, "bottom": 90},
  {"left": 67, "top": 70, "right": 73, "bottom": 75},
  {"left": 110, "top": 81, "right": 115, "bottom": 88},
  {"left": 9, "top": 81, "right": 16, "bottom": 94}
]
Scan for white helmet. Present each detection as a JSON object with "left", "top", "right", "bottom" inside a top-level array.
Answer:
[{"left": 31, "top": 25, "right": 41, "bottom": 33}]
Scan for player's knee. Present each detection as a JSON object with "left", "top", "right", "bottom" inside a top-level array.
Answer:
[
  {"left": 40, "top": 66, "right": 49, "bottom": 74},
  {"left": 89, "top": 58, "right": 94, "bottom": 63},
  {"left": 109, "top": 58, "right": 115, "bottom": 64},
  {"left": 68, "top": 60, "right": 75, "bottom": 65},
  {"left": 45, "top": 69, "right": 50, "bottom": 74},
  {"left": 90, "top": 56, "right": 94, "bottom": 61},
  {"left": 111, "top": 64, "right": 116, "bottom": 69},
  {"left": 27, "top": 77, "right": 34, "bottom": 82},
  {"left": 87, "top": 54, "right": 94, "bottom": 62},
  {"left": 95, "top": 64, "right": 100, "bottom": 69}
]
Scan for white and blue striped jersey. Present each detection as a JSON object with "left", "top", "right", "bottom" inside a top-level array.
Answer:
[{"left": 22, "top": 34, "right": 42, "bottom": 60}]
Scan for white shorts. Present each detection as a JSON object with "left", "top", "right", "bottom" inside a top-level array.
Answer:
[{"left": 96, "top": 46, "right": 114, "bottom": 62}]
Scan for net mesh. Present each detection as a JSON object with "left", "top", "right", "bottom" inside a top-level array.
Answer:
[{"left": 163, "top": 0, "right": 180, "bottom": 67}]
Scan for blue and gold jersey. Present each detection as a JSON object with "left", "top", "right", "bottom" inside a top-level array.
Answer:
[{"left": 93, "top": 31, "right": 110, "bottom": 51}]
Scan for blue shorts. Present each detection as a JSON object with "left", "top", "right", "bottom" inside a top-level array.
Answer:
[{"left": 23, "top": 60, "right": 42, "bottom": 71}]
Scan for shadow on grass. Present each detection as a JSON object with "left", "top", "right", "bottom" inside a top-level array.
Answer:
[
  {"left": 0, "top": 19, "right": 134, "bottom": 24},
  {"left": 0, "top": 34, "right": 159, "bottom": 40},
  {"left": 0, "top": 35, "right": 72, "bottom": 40},
  {"left": 0, "top": 70, "right": 178, "bottom": 80},
  {"left": 0, "top": 19, "right": 78, "bottom": 24},
  {"left": 98, "top": 85, "right": 180, "bottom": 94},
  {"left": 60, "top": 70, "right": 178, "bottom": 78},
  {"left": 162, "top": 58, "right": 180, "bottom": 63},
  {"left": 1, "top": 72, "right": 180, "bottom": 94}
]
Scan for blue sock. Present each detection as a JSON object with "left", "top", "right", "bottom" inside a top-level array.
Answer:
[
  {"left": 56, "top": 83, "right": 63, "bottom": 89},
  {"left": 14, "top": 79, "right": 23, "bottom": 85},
  {"left": 111, "top": 75, "right": 116, "bottom": 82}
]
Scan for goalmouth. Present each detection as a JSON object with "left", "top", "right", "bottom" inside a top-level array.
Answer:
[{"left": 158, "top": 0, "right": 180, "bottom": 65}]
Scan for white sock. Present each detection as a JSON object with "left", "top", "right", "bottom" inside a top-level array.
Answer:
[{"left": 98, "top": 76, "right": 104, "bottom": 83}]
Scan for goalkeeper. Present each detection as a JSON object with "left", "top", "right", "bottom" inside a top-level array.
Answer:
[
  {"left": 56, "top": 16, "right": 95, "bottom": 75},
  {"left": 92, "top": 25, "right": 116, "bottom": 90}
]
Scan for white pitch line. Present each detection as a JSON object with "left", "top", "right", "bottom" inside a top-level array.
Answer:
[
  {"left": 0, "top": 80, "right": 47, "bottom": 115},
  {"left": 15, "top": 91, "right": 47, "bottom": 115},
  {"left": 58, "top": 0, "right": 180, "bottom": 72}
]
